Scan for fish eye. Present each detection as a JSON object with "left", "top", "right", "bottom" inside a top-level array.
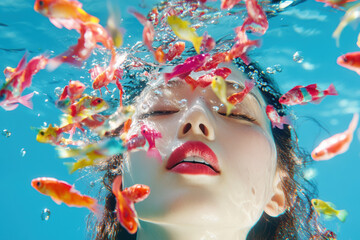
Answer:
[
  {"left": 97, "top": 99, "right": 102, "bottom": 104},
  {"left": 40, "top": 131, "right": 45, "bottom": 136},
  {"left": 36, "top": 181, "right": 41, "bottom": 187},
  {"left": 39, "top": 1, "right": 44, "bottom": 6},
  {"left": 343, "top": 57, "right": 348, "bottom": 62}
]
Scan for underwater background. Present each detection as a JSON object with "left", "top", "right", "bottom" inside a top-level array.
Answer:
[{"left": 0, "top": 0, "right": 359, "bottom": 239}]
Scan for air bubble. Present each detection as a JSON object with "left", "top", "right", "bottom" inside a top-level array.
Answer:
[
  {"left": 44, "top": 99, "right": 49, "bottom": 103},
  {"left": 2, "top": 129, "right": 11, "bottom": 138},
  {"left": 274, "top": 64, "right": 282, "bottom": 72},
  {"left": 232, "top": 83, "right": 239, "bottom": 89},
  {"left": 239, "top": 66, "right": 245, "bottom": 72},
  {"left": 178, "top": 99, "right": 187, "bottom": 107},
  {"left": 54, "top": 87, "right": 62, "bottom": 97},
  {"left": 212, "top": 106, "right": 219, "bottom": 111},
  {"left": 266, "top": 67, "right": 276, "bottom": 74},
  {"left": 41, "top": 208, "right": 51, "bottom": 221},
  {"left": 293, "top": 51, "right": 304, "bottom": 63},
  {"left": 43, "top": 122, "right": 47, "bottom": 127},
  {"left": 20, "top": 148, "right": 26, "bottom": 157}
]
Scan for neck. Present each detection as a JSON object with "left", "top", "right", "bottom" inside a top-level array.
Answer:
[{"left": 136, "top": 219, "right": 250, "bottom": 240}]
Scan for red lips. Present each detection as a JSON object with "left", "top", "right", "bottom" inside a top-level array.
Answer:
[{"left": 166, "top": 141, "right": 220, "bottom": 175}]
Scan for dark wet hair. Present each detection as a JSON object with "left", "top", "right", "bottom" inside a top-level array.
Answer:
[{"left": 87, "top": 60, "right": 333, "bottom": 240}]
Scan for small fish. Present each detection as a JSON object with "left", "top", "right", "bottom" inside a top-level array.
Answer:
[
  {"left": 140, "top": 124, "right": 162, "bottom": 162},
  {"left": 0, "top": 54, "right": 47, "bottom": 111},
  {"left": 154, "top": 46, "right": 166, "bottom": 63},
  {"left": 129, "top": 9, "right": 155, "bottom": 52},
  {"left": 311, "top": 113, "right": 358, "bottom": 161},
  {"left": 106, "top": 0, "right": 124, "bottom": 48},
  {"left": 125, "top": 134, "right": 147, "bottom": 151},
  {"left": 58, "top": 138, "right": 126, "bottom": 173},
  {"left": 333, "top": 3, "right": 360, "bottom": 46},
  {"left": 31, "top": 177, "right": 101, "bottom": 215},
  {"left": 195, "top": 52, "right": 228, "bottom": 72},
  {"left": 60, "top": 95, "right": 109, "bottom": 124},
  {"left": 279, "top": 83, "right": 338, "bottom": 106},
  {"left": 227, "top": 79, "right": 255, "bottom": 105},
  {"left": 112, "top": 175, "right": 150, "bottom": 234},
  {"left": 311, "top": 199, "right": 348, "bottom": 222},
  {"left": 241, "top": 0, "right": 269, "bottom": 35},
  {"left": 226, "top": 30, "right": 260, "bottom": 65},
  {"left": 200, "top": 32, "right": 215, "bottom": 52},
  {"left": 58, "top": 80, "right": 85, "bottom": 103},
  {"left": 185, "top": 67, "right": 232, "bottom": 91},
  {"left": 316, "top": 0, "right": 356, "bottom": 9},
  {"left": 163, "top": 53, "right": 209, "bottom": 83},
  {"left": 220, "top": 0, "right": 241, "bottom": 9},
  {"left": 34, "top": 0, "right": 99, "bottom": 31},
  {"left": 167, "top": 15, "right": 203, "bottom": 54},
  {"left": 265, "top": 105, "right": 291, "bottom": 129},
  {"left": 337, "top": 52, "right": 360, "bottom": 75},
  {"left": 211, "top": 76, "right": 234, "bottom": 116},
  {"left": 166, "top": 41, "right": 185, "bottom": 61},
  {"left": 36, "top": 124, "right": 65, "bottom": 145}
]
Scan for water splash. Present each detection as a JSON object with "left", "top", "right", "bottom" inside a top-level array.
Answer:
[{"left": 41, "top": 208, "right": 51, "bottom": 221}]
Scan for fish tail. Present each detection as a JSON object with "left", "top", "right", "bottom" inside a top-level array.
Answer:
[
  {"left": 244, "top": 79, "right": 256, "bottom": 91},
  {"left": 225, "top": 102, "right": 235, "bottom": 116},
  {"left": 63, "top": 162, "right": 76, "bottom": 174},
  {"left": 325, "top": 84, "right": 338, "bottom": 96},
  {"left": 348, "top": 113, "right": 359, "bottom": 133},
  {"left": 146, "top": 148, "right": 162, "bottom": 163},
  {"left": 18, "top": 92, "right": 34, "bottom": 109},
  {"left": 281, "top": 115, "right": 292, "bottom": 128},
  {"left": 336, "top": 209, "right": 348, "bottom": 222},
  {"left": 83, "top": 195, "right": 103, "bottom": 219},
  {"left": 192, "top": 36, "right": 203, "bottom": 54}
]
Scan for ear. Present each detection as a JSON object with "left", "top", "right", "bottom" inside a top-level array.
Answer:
[{"left": 264, "top": 170, "right": 286, "bottom": 217}]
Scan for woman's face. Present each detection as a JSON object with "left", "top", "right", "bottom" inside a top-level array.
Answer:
[{"left": 123, "top": 65, "right": 279, "bottom": 230}]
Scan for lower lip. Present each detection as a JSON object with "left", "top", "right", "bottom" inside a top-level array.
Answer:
[{"left": 170, "top": 162, "right": 219, "bottom": 175}]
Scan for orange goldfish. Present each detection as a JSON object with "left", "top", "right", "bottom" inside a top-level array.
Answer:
[
  {"left": 112, "top": 176, "right": 150, "bottom": 234},
  {"left": 227, "top": 79, "right": 255, "bottom": 105},
  {"left": 166, "top": 41, "right": 185, "bottom": 61},
  {"left": 34, "top": 0, "right": 99, "bottom": 31},
  {"left": 337, "top": 52, "right": 360, "bottom": 75},
  {"left": 154, "top": 46, "right": 166, "bottom": 63},
  {"left": 311, "top": 113, "right": 358, "bottom": 161},
  {"left": 31, "top": 177, "right": 101, "bottom": 215}
]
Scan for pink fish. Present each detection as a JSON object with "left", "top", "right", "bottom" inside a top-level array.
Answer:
[
  {"left": 185, "top": 67, "right": 232, "bottom": 91},
  {"left": 279, "top": 83, "right": 338, "bottom": 106},
  {"left": 164, "top": 53, "right": 210, "bottom": 83},
  {"left": 58, "top": 80, "right": 86, "bottom": 103},
  {"left": 0, "top": 54, "right": 48, "bottom": 111},
  {"left": 337, "top": 52, "right": 360, "bottom": 75},
  {"left": 195, "top": 52, "right": 228, "bottom": 72},
  {"left": 220, "top": 0, "right": 242, "bottom": 9},
  {"left": 311, "top": 113, "right": 358, "bottom": 161},
  {"left": 129, "top": 9, "right": 155, "bottom": 52},
  {"left": 265, "top": 105, "right": 291, "bottom": 129},
  {"left": 240, "top": 0, "right": 269, "bottom": 35},
  {"left": 227, "top": 79, "right": 255, "bottom": 105},
  {"left": 112, "top": 176, "right": 150, "bottom": 234},
  {"left": 140, "top": 124, "right": 162, "bottom": 162}
]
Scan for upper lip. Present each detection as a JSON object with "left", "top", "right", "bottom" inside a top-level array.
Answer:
[{"left": 166, "top": 141, "right": 220, "bottom": 173}]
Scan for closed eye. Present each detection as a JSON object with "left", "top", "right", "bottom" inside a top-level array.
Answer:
[
  {"left": 217, "top": 112, "right": 256, "bottom": 122},
  {"left": 139, "top": 110, "right": 179, "bottom": 119}
]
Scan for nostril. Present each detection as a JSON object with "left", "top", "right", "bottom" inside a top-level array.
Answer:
[
  {"left": 183, "top": 123, "right": 191, "bottom": 134},
  {"left": 199, "top": 123, "right": 208, "bottom": 136}
]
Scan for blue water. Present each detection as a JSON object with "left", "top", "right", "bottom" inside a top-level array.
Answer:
[{"left": 0, "top": 0, "right": 359, "bottom": 239}]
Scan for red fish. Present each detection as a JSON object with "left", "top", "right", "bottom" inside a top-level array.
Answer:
[
  {"left": 34, "top": 0, "right": 99, "bottom": 31},
  {"left": 140, "top": 124, "right": 162, "bottom": 162},
  {"left": 185, "top": 67, "right": 232, "bottom": 91},
  {"left": 337, "top": 52, "right": 360, "bottom": 75},
  {"left": 316, "top": 0, "right": 356, "bottom": 9},
  {"left": 266, "top": 105, "right": 291, "bottom": 129},
  {"left": 311, "top": 113, "right": 358, "bottom": 161},
  {"left": 279, "top": 83, "right": 338, "bottom": 106},
  {"left": 164, "top": 53, "right": 210, "bottom": 83},
  {"left": 220, "top": 0, "right": 242, "bottom": 9},
  {"left": 227, "top": 79, "right": 255, "bottom": 105},
  {"left": 58, "top": 80, "right": 85, "bottom": 103},
  {"left": 195, "top": 52, "right": 228, "bottom": 72},
  {"left": 166, "top": 41, "right": 186, "bottom": 61},
  {"left": 112, "top": 176, "right": 150, "bottom": 234},
  {"left": 240, "top": 0, "right": 269, "bottom": 35},
  {"left": 0, "top": 54, "right": 47, "bottom": 111},
  {"left": 31, "top": 177, "right": 101, "bottom": 215},
  {"left": 226, "top": 30, "right": 260, "bottom": 65}
]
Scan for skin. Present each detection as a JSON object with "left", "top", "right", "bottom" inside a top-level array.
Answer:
[{"left": 123, "top": 64, "right": 286, "bottom": 240}]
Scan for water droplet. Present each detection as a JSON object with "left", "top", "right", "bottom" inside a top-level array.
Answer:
[
  {"left": 111, "top": 94, "right": 114, "bottom": 98},
  {"left": 105, "top": 91, "right": 109, "bottom": 95},
  {"left": 41, "top": 208, "right": 51, "bottom": 221},
  {"left": 2, "top": 129, "right": 11, "bottom": 138},
  {"left": 266, "top": 67, "right": 276, "bottom": 74},
  {"left": 37, "top": 113, "right": 40, "bottom": 117},
  {"left": 44, "top": 99, "right": 48, "bottom": 103},
  {"left": 20, "top": 148, "right": 26, "bottom": 157},
  {"left": 274, "top": 64, "right": 282, "bottom": 72},
  {"left": 293, "top": 51, "right": 304, "bottom": 63},
  {"left": 178, "top": 99, "right": 187, "bottom": 107},
  {"left": 212, "top": 106, "right": 219, "bottom": 111},
  {"left": 232, "top": 84, "right": 239, "bottom": 90},
  {"left": 54, "top": 87, "right": 62, "bottom": 97},
  {"left": 239, "top": 66, "right": 245, "bottom": 72}
]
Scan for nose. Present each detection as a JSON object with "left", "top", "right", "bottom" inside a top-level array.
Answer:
[{"left": 178, "top": 102, "right": 215, "bottom": 141}]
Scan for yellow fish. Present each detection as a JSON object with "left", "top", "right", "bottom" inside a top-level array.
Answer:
[
  {"left": 311, "top": 199, "right": 348, "bottom": 222},
  {"left": 211, "top": 76, "right": 234, "bottom": 116},
  {"left": 167, "top": 15, "right": 203, "bottom": 54},
  {"left": 333, "top": 3, "right": 360, "bottom": 46}
]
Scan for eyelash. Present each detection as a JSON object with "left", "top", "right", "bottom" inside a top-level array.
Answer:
[
  {"left": 139, "top": 110, "right": 179, "bottom": 119},
  {"left": 217, "top": 112, "right": 256, "bottom": 122}
]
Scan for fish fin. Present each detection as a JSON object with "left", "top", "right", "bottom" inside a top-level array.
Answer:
[
  {"left": 311, "top": 97, "right": 324, "bottom": 104},
  {"left": 193, "top": 36, "right": 203, "bottom": 54},
  {"left": 47, "top": 57, "right": 63, "bottom": 71},
  {"left": 163, "top": 73, "right": 172, "bottom": 84},
  {"left": 336, "top": 209, "right": 348, "bottom": 222},
  {"left": 146, "top": 148, "right": 162, "bottom": 163},
  {"left": 325, "top": 83, "right": 338, "bottom": 96},
  {"left": 274, "top": 122, "right": 284, "bottom": 129},
  {"left": 18, "top": 92, "right": 34, "bottom": 109},
  {"left": 51, "top": 196, "right": 62, "bottom": 205},
  {"left": 281, "top": 115, "right": 292, "bottom": 127},
  {"left": 63, "top": 162, "right": 76, "bottom": 174},
  {"left": 1, "top": 103, "right": 19, "bottom": 111}
]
